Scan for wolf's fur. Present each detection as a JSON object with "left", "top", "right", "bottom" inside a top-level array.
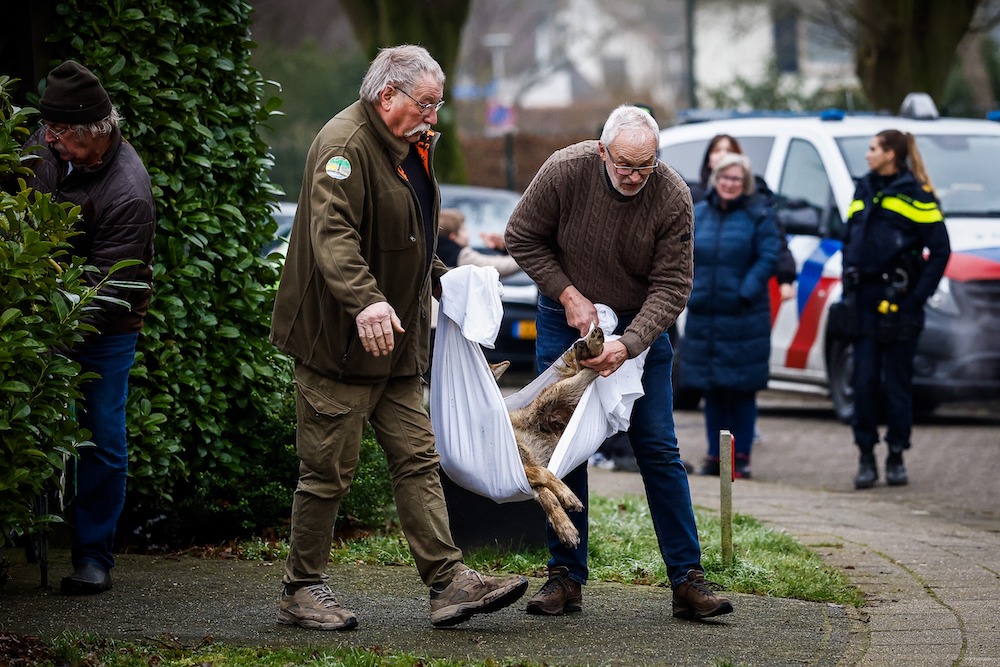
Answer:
[{"left": 491, "top": 327, "right": 605, "bottom": 548}]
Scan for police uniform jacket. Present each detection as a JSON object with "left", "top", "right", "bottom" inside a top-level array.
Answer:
[
  {"left": 270, "top": 100, "right": 447, "bottom": 382},
  {"left": 843, "top": 169, "right": 951, "bottom": 312}
]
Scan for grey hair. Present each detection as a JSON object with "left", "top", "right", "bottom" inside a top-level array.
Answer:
[
  {"left": 359, "top": 44, "right": 445, "bottom": 103},
  {"left": 709, "top": 152, "right": 755, "bottom": 196},
  {"left": 600, "top": 104, "right": 659, "bottom": 146},
  {"left": 68, "top": 105, "right": 121, "bottom": 139}
]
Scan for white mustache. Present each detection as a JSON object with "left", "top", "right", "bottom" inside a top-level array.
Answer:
[{"left": 405, "top": 123, "right": 431, "bottom": 137}]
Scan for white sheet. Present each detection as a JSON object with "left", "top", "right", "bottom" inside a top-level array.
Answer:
[{"left": 430, "top": 265, "right": 647, "bottom": 502}]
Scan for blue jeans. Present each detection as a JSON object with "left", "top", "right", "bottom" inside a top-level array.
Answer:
[
  {"left": 535, "top": 295, "right": 703, "bottom": 588},
  {"left": 703, "top": 389, "right": 757, "bottom": 458},
  {"left": 69, "top": 333, "right": 138, "bottom": 571}
]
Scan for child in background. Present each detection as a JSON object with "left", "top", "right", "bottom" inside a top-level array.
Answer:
[{"left": 438, "top": 208, "right": 521, "bottom": 276}]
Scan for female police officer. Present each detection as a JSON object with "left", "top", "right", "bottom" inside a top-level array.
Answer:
[{"left": 842, "top": 130, "right": 950, "bottom": 489}]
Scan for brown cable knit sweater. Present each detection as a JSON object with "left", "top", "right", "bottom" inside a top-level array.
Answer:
[{"left": 505, "top": 140, "right": 693, "bottom": 358}]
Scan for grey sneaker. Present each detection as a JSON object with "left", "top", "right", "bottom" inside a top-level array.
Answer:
[
  {"left": 277, "top": 583, "right": 359, "bottom": 631},
  {"left": 430, "top": 568, "right": 529, "bottom": 627}
]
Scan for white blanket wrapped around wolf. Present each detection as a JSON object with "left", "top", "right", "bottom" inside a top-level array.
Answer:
[{"left": 430, "top": 265, "right": 647, "bottom": 505}]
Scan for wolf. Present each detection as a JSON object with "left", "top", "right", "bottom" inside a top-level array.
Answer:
[{"left": 490, "top": 326, "right": 605, "bottom": 548}]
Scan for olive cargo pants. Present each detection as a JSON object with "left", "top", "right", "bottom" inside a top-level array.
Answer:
[{"left": 282, "top": 363, "right": 463, "bottom": 590}]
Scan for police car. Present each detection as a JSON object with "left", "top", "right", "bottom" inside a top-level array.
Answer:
[{"left": 659, "top": 96, "right": 1000, "bottom": 421}]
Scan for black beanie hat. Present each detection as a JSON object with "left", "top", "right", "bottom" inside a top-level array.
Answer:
[{"left": 39, "top": 60, "right": 112, "bottom": 124}]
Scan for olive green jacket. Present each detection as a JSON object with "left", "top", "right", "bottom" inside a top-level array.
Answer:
[{"left": 270, "top": 100, "right": 447, "bottom": 381}]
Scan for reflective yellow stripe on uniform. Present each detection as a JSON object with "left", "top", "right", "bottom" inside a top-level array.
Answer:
[
  {"left": 847, "top": 199, "right": 864, "bottom": 220},
  {"left": 880, "top": 195, "right": 943, "bottom": 223}
]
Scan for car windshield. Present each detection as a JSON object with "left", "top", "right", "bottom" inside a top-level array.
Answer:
[{"left": 837, "top": 134, "right": 1000, "bottom": 217}]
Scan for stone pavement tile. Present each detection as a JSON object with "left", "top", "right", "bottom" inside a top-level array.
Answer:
[
  {"left": 928, "top": 585, "right": 1000, "bottom": 602},
  {"left": 965, "top": 640, "right": 1000, "bottom": 664},
  {"left": 868, "top": 626, "right": 962, "bottom": 647},
  {"left": 865, "top": 609, "right": 959, "bottom": 632},
  {"left": 865, "top": 601, "right": 952, "bottom": 614},
  {"left": 948, "top": 599, "right": 1000, "bottom": 624},
  {"left": 883, "top": 551, "right": 972, "bottom": 569},
  {"left": 860, "top": 647, "right": 962, "bottom": 667}
]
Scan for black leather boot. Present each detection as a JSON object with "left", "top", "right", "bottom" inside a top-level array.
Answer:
[
  {"left": 854, "top": 446, "right": 878, "bottom": 490},
  {"left": 885, "top": 448, "right": 908, "bottom": 486}
]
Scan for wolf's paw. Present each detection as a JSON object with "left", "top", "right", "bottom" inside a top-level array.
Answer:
[
  {"left": 560, "top": 326, "right": 604, "bottom": 371},
  {"left": 583, "top": 326, "right": 604, "bottom": 357},
  {"left": 555, "top": 486, "right": 584, "bottom": 512},
  {"left": 554, "top": 521, "right": 581, "bottom": 549}
]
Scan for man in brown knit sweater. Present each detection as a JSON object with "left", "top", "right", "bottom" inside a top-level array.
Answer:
[{"left": 505, "top": 105, "right": 734, "bottom": 621}]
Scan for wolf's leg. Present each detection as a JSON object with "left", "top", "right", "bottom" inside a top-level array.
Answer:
[
  {"left": 532, "top": 368, "right": 599, "bottom": 415},
  {"left": 525, "top": 466, "right": 583, "bottom": 511},
  {"left": 534, "top": 486, "right": 580, "bottom": 548}
]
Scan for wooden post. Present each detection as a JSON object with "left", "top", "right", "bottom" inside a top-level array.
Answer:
[{"left": 719, "top": 429, "right": 733, "bottom": 567}]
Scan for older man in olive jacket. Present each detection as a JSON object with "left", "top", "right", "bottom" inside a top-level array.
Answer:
[{"left": 270, "top": 45, "right": 527, "bottom": 632}]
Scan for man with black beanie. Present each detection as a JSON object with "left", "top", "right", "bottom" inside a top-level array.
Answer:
[{"left": 24, "top": 60, "right": 156, "bottom": 595}]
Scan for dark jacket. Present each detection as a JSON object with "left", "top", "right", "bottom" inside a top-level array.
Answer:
[
  {"left": 436, "top": 235, "right": 461, "bottom": 268},
  {"left": 270, "top": 100, "right": 448, "bottom": 382},
  {"left": 691, "top": 174, "right": 795, "bottom": 285},
  {"left": 680, "top": 191, "right": 781, "bottom": 392},
  {"left": 25, "top": 128, "right": 155, "bottom": 338},
  {"left": 842, "top": 169, "right": 950, "bottom": 313}
]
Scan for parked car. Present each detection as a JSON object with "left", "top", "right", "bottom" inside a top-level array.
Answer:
[
  {"left": 267, "top": 185, "right": 538, "bottom": 371},
  {"left": 263, "top": 201, "right": 297, "bottom": 257},
  {"left": 658, "top": 96, "right": 1000, "bottom": 421},
  {"left": 438, "top": 184, "right": 536, "bottom": 370}
]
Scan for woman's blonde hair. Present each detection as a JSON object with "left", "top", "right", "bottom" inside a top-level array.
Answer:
[{"left": 709, "top": 152, "right": 755, "bottom": 196}]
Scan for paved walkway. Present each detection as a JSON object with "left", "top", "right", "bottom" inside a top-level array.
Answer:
[
  {"left": 3, "top": 466, "right": 998, "bottom": 665},
  {"left": 594, "top": 469, "right": 1000, "bottom": 666}
]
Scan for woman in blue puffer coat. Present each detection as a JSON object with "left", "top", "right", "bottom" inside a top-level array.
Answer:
[{"left": 681, "top": 153, "right": 781, "bottom": 478}]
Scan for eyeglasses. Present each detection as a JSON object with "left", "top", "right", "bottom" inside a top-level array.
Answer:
[
  {"left": 717, "top": 175, "right": 745, "bottom": 184},
  {"left": 606, "top": 148, "right": 658, "bottom": 176},
  {"left": 41, "top": 122, "right": 71, "bottom": 139},
  {"left": 394, "top": 87, "right": 445, "bottom": 115}
]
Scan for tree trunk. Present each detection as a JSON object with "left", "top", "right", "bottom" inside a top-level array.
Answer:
[
  {"left": 854, "top": 0, "right": 982, "bottom": 112},
  {"left": 957, "top": 32, "right": 996, "bottom": 114},
  {"left": 339, "top": 0, "right": 471, "bottom": 183}
]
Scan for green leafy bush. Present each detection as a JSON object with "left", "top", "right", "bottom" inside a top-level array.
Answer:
[
  {"left": 3, "top": 1, "right": 397, "bottom": 545},
  {"left": 121, "top": 415, "right": 394, "bottom": 549},
  {"left": 1, "top": 76, "right": 95, "bottom": 545},
  {"left": 42, "top": 1, "right": 296, "bottom": 525}
]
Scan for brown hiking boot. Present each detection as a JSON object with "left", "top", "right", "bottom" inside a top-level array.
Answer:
[
  {"left": 672, "top": 569, "right": 734, "bottom": 620},
  {"left": 277, "top": 583, "right": 359, "bottom": 631},
  {"left": 430, "top": 568, "right": 528, "bottom": 627},
  {"left": 525, "top": 565, "right": 583, "bottom": 616}
]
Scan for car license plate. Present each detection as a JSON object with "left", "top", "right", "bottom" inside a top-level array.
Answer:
[{"left": 513, "top": 320, "right": 536, "bottom": 340}]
